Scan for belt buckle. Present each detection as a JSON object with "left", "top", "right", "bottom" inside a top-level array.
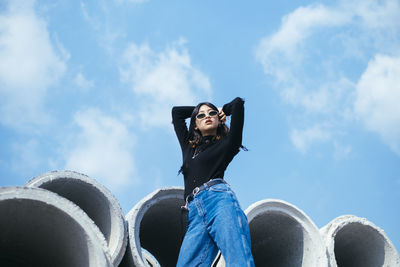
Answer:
[{"left": 192, "top": 187, "right": 200, "bottom": 196}]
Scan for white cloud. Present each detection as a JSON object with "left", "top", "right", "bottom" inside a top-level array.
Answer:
[
  {"left": 256, "top": 0, "right": 400, "bottom": 76},
  {"left": 290, "top": 125, "right": 331, "bottom": 154},
  {"left": 54, "top": 33, "right": 71, "bottom": 61},
  {"left": 80, "top": 2, "right": 99, "bottom": 30},
  {"left": 64, "top": 109, "right": 138, "bottom": 192},
  {"left": 80, "top": 1, "right": 125, "bottom": 55},
  {"left": 352, "top": 0, "right": 400, "bottom": 30},
  {"left": 354, "top": 54, "right": 400, "bottom": 154},
  {"left": 256, "top": 4, "right": 349, "bottom": 81},
  {"left": 281, "top": 77, "right": 354, "bottom": 114},
  {"left": 255, "top": 0, "right": 400, "bottom": 153},
  {"left": 0, "top": 0, "right": 66, "bottom": 129},
  {"left": 255, "top": 2, "right": 353, "bottom": 118},
  {"left": 74, "top": 72, "right": 94, "bottom": 90},
  {"left": 120, "top": 39, "right": 212, "bottom": 128}
]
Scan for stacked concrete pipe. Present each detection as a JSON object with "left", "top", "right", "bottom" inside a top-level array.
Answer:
[
  {"left": 321, "top": 215, "right": 400, "bottom": 267},
  {"left": 120, "top": 187, "right": 185, "bottom": 267},
  {"left": 25, "top": 170, "right": 127, "bottom": 266},
  {"left": 0, "top": 187, "right": 112, "bottom": 267},
  {"left": 3, "top": 171, "right": 399, "bottom": 267},
  {"left": 216, "top": 199, "right": 328, "bottom": 267}
]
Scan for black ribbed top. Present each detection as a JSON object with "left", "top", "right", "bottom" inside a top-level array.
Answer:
[{"left": 172, "top": 97, "right": 245, "bottom": 198}]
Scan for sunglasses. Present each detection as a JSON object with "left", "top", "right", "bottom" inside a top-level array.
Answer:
[{"left": 196, "top": 110, "right": 218, "bottom": 120}]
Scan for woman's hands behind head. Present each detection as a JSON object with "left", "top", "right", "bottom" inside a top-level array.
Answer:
[{"left": 218, "top": 108, "right": 226, "bottom": 124}]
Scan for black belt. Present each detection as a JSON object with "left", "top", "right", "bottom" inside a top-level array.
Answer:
[{"left": 186, "top": 178, "right": 226, "bottom": 203}]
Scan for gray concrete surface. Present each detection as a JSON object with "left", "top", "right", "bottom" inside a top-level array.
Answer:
[
  {"left": 25, "top": 170, "right": 128, "bottom": 267},
  {"left": 0, "top": 186, "right": 112, "bottom": 267},
  {"left": 142, "top": 249, "right": 161, "bottom": 267},
  {"left": 321, "top": 215, "right": 400, "bottom": 267},
  {"left": 244, "top": 199, "right": 327, "bottom": 266},
  {"left": 119, "top": 187, "right": 185, "bottom": 267}
]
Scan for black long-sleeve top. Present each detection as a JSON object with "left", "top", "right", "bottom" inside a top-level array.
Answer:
[{"left": 172, "top": 97, "right": 245, "bottom": 199}]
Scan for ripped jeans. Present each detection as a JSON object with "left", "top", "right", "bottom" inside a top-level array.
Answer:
[{"left": 177, "top": 182, "right": 255, "bottom": 267}]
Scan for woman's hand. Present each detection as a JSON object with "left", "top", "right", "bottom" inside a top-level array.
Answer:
[{"left": 218, "top": 108, "right": 226, "bottom": 124}]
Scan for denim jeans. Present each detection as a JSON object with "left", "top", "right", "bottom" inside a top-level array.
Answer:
[{"left": 177, "top": 181, "right": 255, "bottom": 267}]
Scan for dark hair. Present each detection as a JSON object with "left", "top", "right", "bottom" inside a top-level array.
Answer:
[{"left": 187, "top": 102, "right": 229, "bottom": 148}]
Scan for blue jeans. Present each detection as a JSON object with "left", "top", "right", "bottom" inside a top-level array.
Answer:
[{"left": 177, "top": 181, "right": 255, "bottom": 267}]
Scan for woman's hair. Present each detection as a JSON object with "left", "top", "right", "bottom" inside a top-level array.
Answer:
[{"left": 187, "top": 102, "right": 229, "bottom": 148}]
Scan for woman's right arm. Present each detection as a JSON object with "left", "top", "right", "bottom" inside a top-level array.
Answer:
[{"left": 172, "top": 106, "right": 195, "bottom": 151}]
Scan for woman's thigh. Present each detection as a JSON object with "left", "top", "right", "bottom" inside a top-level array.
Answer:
[
  {"left": 203, "top": 185, "right": 255, "bottom": 266},
  {"left": 177, "top": 198, "right": 219, "bottom": 266}
]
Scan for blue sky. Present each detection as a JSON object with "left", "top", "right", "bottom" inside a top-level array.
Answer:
[{"left": 1, "top": 0, "right": 399, "bottom": 250}]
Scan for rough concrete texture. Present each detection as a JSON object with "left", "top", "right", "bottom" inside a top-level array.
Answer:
[
  {"left": 119, "top": 187, "right": 185, "bottom": 267},
  {"left": 142, "top": 249, "right": 161, "bottom": 267},
  {"left": 217, "top": 199, "right": 328, "bottom": 267},
  {"left": 25, "top": 170, "right": 128, "bottom": 267},
  {"left": 320, "top": 215, "right": 400, "bottom": 267},
  {"left": 0, "top": 186, "right": 112, "bottom": 267}
]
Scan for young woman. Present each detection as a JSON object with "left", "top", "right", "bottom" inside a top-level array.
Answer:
[{"left": 172, "top": 97, "right": 255, "bottom": 266}]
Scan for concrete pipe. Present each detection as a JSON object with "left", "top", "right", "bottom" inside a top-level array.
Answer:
[
  {"left": 25, "top": 170, "right": 127, "bottom": 266},
  {"left": 0, "top": 187, "right": 112, "bottom": 267},
  {"left": 220, "top": 199, "right": 327, "bottom": 267},
  {"left": 320, "top": 215, "right": 400, "bottom": 267},
  {"left": 119, "top": 247, "right": 161, "bottom": 267},
  {"left": 120, "top": 187, "right": 185, "bottom": 267},
  {"left": 142, "top": 249, "right": 161, "bottom": 267}
]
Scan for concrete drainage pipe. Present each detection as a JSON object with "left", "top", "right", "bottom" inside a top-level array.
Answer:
[
  {"left": 0, "top": 187, "right": 112, "bottom": 267},
  {"left": 120, "top": 187, "right": 185, "bottom": 267},
  {"left": 320, "top": 215, "right": 400, "bottom": 267},
  {"left": 142, "top": 249, "right": 161, "bottom": 267},
  {"left": 217, "top": 199, "right": 328, "bottom": 267},
  {"left": 25, "top": 170, "right": 127, "bottom": 266}
]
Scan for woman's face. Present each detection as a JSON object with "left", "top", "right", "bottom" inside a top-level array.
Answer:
[{"left": 195, "top": 104, "right": 219, "bottom": 136}]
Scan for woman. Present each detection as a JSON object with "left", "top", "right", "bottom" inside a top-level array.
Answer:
[{"left": 172, "top": 97, "right": 255, "bottom": 266}]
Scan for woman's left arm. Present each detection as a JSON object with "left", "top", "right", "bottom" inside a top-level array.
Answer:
[{"left": 222, "top": 97, "right": 245, "bottom": 150}]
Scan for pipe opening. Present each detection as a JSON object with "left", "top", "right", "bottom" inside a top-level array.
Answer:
[
  {"left": 334, "top": 222, "right": 385, "bottom": 267},
  {"left": 39, "top": 179, "right": 113, "bottom": 246},
  {"left": 139, "top": 197, "right": 185, "bottom": 267},
  {"left": 249, "top": 212, "right": 304, "bottom": 267},
  {"left": 0, "top": 199, "right": 90, "bottom": 267},
  {"left": 27, "top": 171, "right": 127, "bottom": 266}
]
